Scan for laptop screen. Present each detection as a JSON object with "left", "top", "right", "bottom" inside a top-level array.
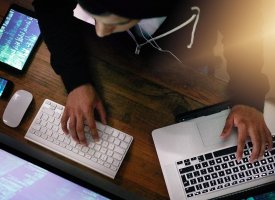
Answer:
[{"left": 0, "top": 148, "right": 109, "bottom": 200}]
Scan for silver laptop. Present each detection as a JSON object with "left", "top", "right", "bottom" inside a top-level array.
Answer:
[{"left": 152, "top": 99, "right": 275, "bottom": 200}]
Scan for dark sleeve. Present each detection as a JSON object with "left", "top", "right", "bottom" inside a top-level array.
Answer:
[
  {"left": 32, "top": 0, "right": 92, "bottom": 93},
  {"left": 219, "top": 1, "right": 269, "bottom": 111}
]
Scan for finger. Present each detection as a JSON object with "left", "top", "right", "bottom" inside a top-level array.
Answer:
[
  {"left": 258, "top": 127, "right": 266, "bottom": 160},
  {"left": 68, "top": 115, "right": 79, "bottom": 143},
  {"left": 85, "top": 112, "right": 99, "bottom": 141},
  {"left": 61, "top": 108, "right": 70, "bottom": 134},
  {"left": 221, "top": 113, "right": 234, "bottom": 139},
  {"left": 76, "top": 115, "right": 86, "bottom": 146},
  {"left": 264, "top": 125, "right": 273, "bottom": 151},
  {"left": 236, "top": 123, "right": 247, "bottom": 161},
  {"left": 91, "top": 127, "right": 99, "bottom": 141},
  {"left": 96, "top": 100, "right": 107, "bottom": 125},
  {"left": 249, "top": 127, "right": 261, "bottom": 162}
]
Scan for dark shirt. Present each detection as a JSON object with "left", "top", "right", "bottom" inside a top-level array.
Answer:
[{"left": 32, "top": 0, "right": 269, "bottom": 111}]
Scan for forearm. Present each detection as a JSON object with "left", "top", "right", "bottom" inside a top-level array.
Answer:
[
  {"left": 220, "top": 1, "right": 269, "bottom": 111},
  {"left": 33, "top": 0, "right": 92, "bottom": 92}
]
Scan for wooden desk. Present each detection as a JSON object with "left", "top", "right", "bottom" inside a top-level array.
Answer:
[{"left": 0, "top": 1, "right": 228, "bottom": 199}]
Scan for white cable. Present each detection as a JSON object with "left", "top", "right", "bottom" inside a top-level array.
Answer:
[
  {"left": 127, "top": 30, "right": 141, "bottom": 54},
  {"left": 138, "top": 6, "right": 200, "bottom": 48},
  {"left": 137, "top": 24, "right": 183, "bottom": 63},
  {"left": 187, "top": 6, "right": 200, "bottom": 48},
  {"left": 127, "top": 6, "right": 200, "bottom": 63}
]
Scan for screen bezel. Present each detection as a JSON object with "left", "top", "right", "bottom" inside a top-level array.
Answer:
[
  {"left": 0, "top": 4, "right": 42, "bottom": 74},
  {"left": 0, "top": 133, "right": 139, "bottom": 200}
]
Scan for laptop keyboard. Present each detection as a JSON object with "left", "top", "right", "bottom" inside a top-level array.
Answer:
[
  {"left": 25, "top": 99, "right": 133, "bottom": 179},
  {"left": 176, "top": 136, "right": 275, "bottom": 198}
]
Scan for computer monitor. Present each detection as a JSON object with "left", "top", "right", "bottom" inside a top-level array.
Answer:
[
  {"left": 214, "top": 182, "right": 275, "bottom": 200},
  {"left": 0, "top": 148, "right": 113, "bottom": 200},
  {"left": 0, "top": 133, "right": 138, "bottom": 200}
]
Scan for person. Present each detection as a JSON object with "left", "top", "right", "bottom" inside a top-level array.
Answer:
[{"left": 32, "top": 0, "right": 272, "bottom": 162}]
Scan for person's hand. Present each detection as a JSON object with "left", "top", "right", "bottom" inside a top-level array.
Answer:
[
  {"left": 220, "top": 104, "right": 272, "bottom": 162},
  {"left": 61, "top": 84, "right": 107, "bottom": 145}
]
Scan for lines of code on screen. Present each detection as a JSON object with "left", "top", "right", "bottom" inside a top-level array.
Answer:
[
  {"left": 0, "top": 9, "right": 40, "bottom": 70},
  {"left": 0, "top": 149, "right": 110, "bottom": 200}
]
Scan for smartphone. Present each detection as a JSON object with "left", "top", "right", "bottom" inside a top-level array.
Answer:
[
  {"left": 0, "top": 5, "right": 42, "bottom": 74},
  {"left": 0, "top": 77, "right": 13, "bottom": 98}
]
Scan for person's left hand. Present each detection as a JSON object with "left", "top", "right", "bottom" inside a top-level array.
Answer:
[{"left": 220, "top": 104, "right": 272, "bottom": 162}]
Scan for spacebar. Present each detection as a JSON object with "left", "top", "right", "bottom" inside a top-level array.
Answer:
[{"left": 213, "top": 146, "right": 237, "bottom": 157}]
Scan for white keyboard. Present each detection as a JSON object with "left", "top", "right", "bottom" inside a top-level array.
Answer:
[{"left": 25, "top": 99, "right": 133, "bottom": 179}]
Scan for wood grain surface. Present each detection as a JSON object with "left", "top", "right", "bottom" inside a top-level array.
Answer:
[{"left": 0, "top": 1, "right": 228, "bottom": 199}]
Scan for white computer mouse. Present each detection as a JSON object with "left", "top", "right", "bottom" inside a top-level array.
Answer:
[{"left": 3, "top": 90, "right": 33, "bottom": 128}]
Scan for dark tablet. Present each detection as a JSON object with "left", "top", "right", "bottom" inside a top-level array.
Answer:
[{"left": 0, "top": 4, "right": 42, "bottom": 74}]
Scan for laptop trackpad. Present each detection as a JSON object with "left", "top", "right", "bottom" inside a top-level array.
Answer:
[{"left": 196, "top": 115, "right": 237, "bottom": 147}]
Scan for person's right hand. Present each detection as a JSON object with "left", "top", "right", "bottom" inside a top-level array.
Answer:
[{"left": 61, "top": 84, "right": 107, "bottom": 145}]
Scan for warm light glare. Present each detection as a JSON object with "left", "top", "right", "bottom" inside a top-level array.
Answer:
[{"left": 262, "top": 0, "right": 275, "bottom": 98}]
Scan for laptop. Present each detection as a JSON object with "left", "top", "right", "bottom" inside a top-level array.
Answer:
[{"left": 152, "top": 99, "right": 275, "bottom": 200}]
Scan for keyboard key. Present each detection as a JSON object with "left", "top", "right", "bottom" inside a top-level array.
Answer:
[
  {"left": 196, "top": 184, "right": 202, "bottom": 190},
  {"left": 209, "top": 160, "right": 215, "bottom": 165},
  {"left": 254, "top": 161, "right": 260, "bottom": 167},
  {"left": 240, "top": 165, "right": 246, "bottom": 171},
  {"left": 211, "top": 173, "right": 218, "bottom": 179},
  {"left": 224, "top": 176, "right": 231, "bottom": 182},
  {"left": 246, "top": 163, "right": 253, "bottom": 169},
  {"left": 190, "top": 179, "right": 197, "bottom": 185},
  {"left": 221, "top": 163, "right": 228, "bottom": 169},
  {"left": 214, "top": 146, "right": 237, "bottom": 157},
  {"left": 210, "top": 180, "right": 217, "bottom": 186},
  {"left": 175, "top": 140, "right": 275, "bottom": 198},
  {"left": 217, "top": 178, "right": 224, "bottom": 184},
  {"left": 225, "top": 169, "right": 232, "bottom": 175},
  {"left": 205, "top": 153, "right": 213, "bottom": 160},
  {"left": 195, "top": 164, "right": 202, "bottom": 170},
  {"left": 185, "top": 186, "right": 195, "bottom": 194},
  {"left": 198, "top": 155, "right": 204, "bottom": 162},
  {"left": 186, "top": 173, "right": 193, "bottom": 179},
  {"left": 184, "top": 159, "right": 191, "bottom": 166},
  {"left": 245, "top": 170, "right": 252, "bottom": 176},
  {"left": 205, "top": 175, "right": 211, "bottom": 181},
  {"left": 214, "top": 165, "right": 221, "bottom": 171},
  {"left": 231, "top": 174, "right": 238, "bottom": 180},
  {"left": 218, "top": 171, "right": 225, "bottom": 177},
  {"left": 203, "top": 182, "right": 209, "bottom": 188},
  {"left": 223, "top": 156, "right": 229, "bottom": 162},
  {"left": 202, "top": 162, "right": 208, "bottom": 168},
  {"left": 181, "top": 175, "right": 189, "bottom": 187},
  {"left": 200, "top": 169, "right": 207, "bottom": 175},
  {"left": 207, "top": 167, "right": 214, "bottom": 173},
  {"left": 230, "top": 154, "right": 236, "bottom": 160},
  {"left": 197, "top": 177, "right": 204, "bottom": 183},
  {"left": 228, "top": 161, "right": 235, "bottom": 167},
  {"left": 177, "top": 161, "right": 183, "bottom": 165},
  {"left": 216, "top": 158, "right": 222, "bottom": 163},
  {"left": 193, "top": 171, "right": 200, "bottom": 177},
  {"left": 252, "top": 168, "right": 259, "bottom": 174},
  {"left": 180, "top": 166, "right": 195, "bottom": 174}
]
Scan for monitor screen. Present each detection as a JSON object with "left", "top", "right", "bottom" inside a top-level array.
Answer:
[
  {"left": 243, "top": 191, "right": 275, "bottom": 200},
  {"left": 0, "top": 78, "right": 8, "bottom": 96},
  {"left": 0, "top": 7, "right": 41, "bottom": 71},
  {"left": 0, "top": 149, "right": 110, "bottom": 200}
]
